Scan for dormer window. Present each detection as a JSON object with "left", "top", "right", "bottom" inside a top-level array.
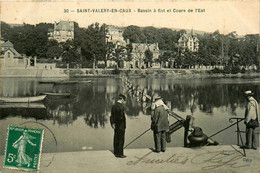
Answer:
[{"left": 8, "top": 52, "right": 11, "bottom": 58}]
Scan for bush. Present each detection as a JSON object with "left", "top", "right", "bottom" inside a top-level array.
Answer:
[
  {"left": 241, "top": 68, "right": 246, "bottom": 74},
  {"left": 223, "top": 66, "right": 231, "bottom": 74},
  {"left": 211, "top": 68, "right": 223, "bottom": 74},
  {"left": 69, "top": 69, "right": 84, "bottom": 76},
  {"left": 97, "top": 64, "right": 106, "bottom": 68},
  {"left": 231, "top": 66, "right": 241, "bottom": 74},
  {"left": 112, "top": 67, "right": 120, "bottom": 74},
  {"left": 88, "top": 70, "right": 94, "bottom": 74},
  {"left": 145, "top": 70, "right": 153, "bottom": 75}
]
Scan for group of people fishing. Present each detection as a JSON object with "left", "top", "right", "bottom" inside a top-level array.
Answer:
[{"left": 110, "top": 76, "right": 259, "bottom": 158}]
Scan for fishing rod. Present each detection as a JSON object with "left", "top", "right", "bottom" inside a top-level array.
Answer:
[
  {"left": 121, "top": 76, "right": 186, "bottom": 148},
  {"left": 208, "top": 118, "right": 244, "bottom": 138},
  {"left": 124, "top": 128, "right": 151, "bottom": 149}
]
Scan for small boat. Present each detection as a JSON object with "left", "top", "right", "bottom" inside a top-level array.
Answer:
[
  {"left": 41, "top": 92, "right": 71, "bottom": 97},
  {"left": 0, "top": 95, "right": 46, "bottom": 103},
  {"left": 39, "top": 81, "right": 56, "bottom": 84},
  {"left": 78, "top": 80, "right": 91, "bottom": 84},
  {"left": 54, "top": 81, "right": 78, "bottom": 85},
  {"left": 0, "top": 103, "right": 46, "bottom": 109}
]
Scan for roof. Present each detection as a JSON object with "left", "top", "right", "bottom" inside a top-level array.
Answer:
[
  {"left": 55, "top": 21, "right": 74, "bottom": 31},
  {"left": 178, "top": 33, "right": 199, "bottom": 43},
  {"left": 1, "top": 40, "right": 14, "bottom": 48},
  {"left": 1, "top": 41, "right": 21, "bottom": 57},
  {"left": 3, "top": 47, "right": 21, "bottom": 57},
  {"left": 107, "top": 25, "right": 123, "bottom": 32},
  {"left": 132, "top": 43, "right": 159, "bottom": 53}
]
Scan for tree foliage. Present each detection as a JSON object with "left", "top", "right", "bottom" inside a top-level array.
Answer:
[{"left": 1, "top": 21, "right": 259, "bottom": 69}]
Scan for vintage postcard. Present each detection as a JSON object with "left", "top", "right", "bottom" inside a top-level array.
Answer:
[{"left": 0, "top": 0, "right": 259, "bottom": 173}]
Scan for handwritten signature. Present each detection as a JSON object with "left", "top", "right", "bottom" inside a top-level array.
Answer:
[
  {"left": 191, "top": 150, "right": 250, "bottom": 170},
  {"left": 127, "top": 150, "right": 250, "bottom": 170},
  {"left": 127, "top": 151, "right": 188, "bottom": 165}
]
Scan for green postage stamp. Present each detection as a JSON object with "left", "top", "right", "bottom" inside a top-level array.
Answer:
[{"left": 4, "top": 126, "right": 44, "bottom": 172}]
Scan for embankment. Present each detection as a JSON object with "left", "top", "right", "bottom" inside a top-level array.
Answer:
[{"left": 69, "top": 68, "right": 260, "bottom": 79}]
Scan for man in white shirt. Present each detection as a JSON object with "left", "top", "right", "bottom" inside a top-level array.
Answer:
[{"left": 243, "top": 90, "right": 259, "bottom": 150}]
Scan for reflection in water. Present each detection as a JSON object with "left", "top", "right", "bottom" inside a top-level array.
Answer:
[
  {"left": 83, "top": 114, "right": 106, "bottom": 128},
  {"left": 0, "top": 78, "right": 259, "bottom": 127},
  {"left": 0, "top": 77, "right": 259, "bottom": 154}
]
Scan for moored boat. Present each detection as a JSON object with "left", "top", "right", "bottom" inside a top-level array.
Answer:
[
  {"left": 39, "top": 81, "right": 56, "bottom": 84},
  {"left": 0, "top": 95, "right": 46, "bottom": 103},
  {"left": 0, "top": 103, "right": 46, "bottom": 109},
  {"left": 78, "top": 80, "right": 91, "bottom": 84},
  {"left": 41, "top": 92, "right": 71, "bottom": 97},
  {"left": 54, "top": 81, "right": 78, "bottom": 85}
]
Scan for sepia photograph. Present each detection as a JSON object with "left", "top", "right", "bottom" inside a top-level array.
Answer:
[{"left": 0, "top": 1, "right": 259, "bottom": 173}]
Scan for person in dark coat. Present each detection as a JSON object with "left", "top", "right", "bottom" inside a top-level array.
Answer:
[
  {"left": 151, "top": 94, "right": 169, "bottom": 153},
  {"left": 110, "top": 94, "right": 127, "bottom": 158}
]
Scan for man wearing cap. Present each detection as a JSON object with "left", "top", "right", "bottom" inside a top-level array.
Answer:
[
  {"left": 151, "top": 94, "right": 169, "bottom": 153},
  {"left": 243, "top": 90, "right": 259, "bottom": 150},
  {"left": 110, "top": 94, "right": 127, "bottom": 158}
]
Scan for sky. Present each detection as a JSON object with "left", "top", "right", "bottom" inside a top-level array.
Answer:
[{"left": 1, "top": 1, "right": 259, "bottom": 35}]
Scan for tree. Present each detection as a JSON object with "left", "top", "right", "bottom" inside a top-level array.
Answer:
[
  {"left": 104, "top": 42, "right": 114, "bottom": 68},
  {"left": 125, "top": 43, "right": 133, "bottom": 68},
  {"left": 123, "top": 25, "right": 146, "bottom": 43},
  {"left": 46, "top": 45, "right": 63, "bottom": 59},
  {"left": 143, "top": 27, "right": 158, "bottom": 43},
  {"left": 157, "top": 28, "right": 179, "bottom": 51},
  {"left": 81, "top": 23, "right": 107, "bottom": 69},
  {"left": 175, "top": 54, "right": 184, "bottom": 68},
  {"left": 158, "top": 51, "right": 171, "bottom": 68},
  {"left": 60, "top": 40, "right": 81, "bottom": 65},
  {"left": 144, "top": 49, "right": 153, "bottom": 68},
  {"left": 112, "top": 45, "right": 127, "bottom": 68}
]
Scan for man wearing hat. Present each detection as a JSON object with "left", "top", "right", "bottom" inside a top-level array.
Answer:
[
  {"left": 151, "top": 94, "right": 169, "bottom": 153},
  {"left": 110, "top": 94, "right": 127, "bottom": 158},
  {"left": 243, "top": 90, "right": 259, "bottom": 150}
]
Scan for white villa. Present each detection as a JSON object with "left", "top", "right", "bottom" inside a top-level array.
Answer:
[
  {"left": 178, "top": 31, "right": 199, "bottom": 52},
  {"left": 48, "top": 21, "right": 74, "bottom": 43}
]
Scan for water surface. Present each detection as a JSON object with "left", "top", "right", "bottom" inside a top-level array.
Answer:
[{"left": 0, "top": 77, "right": 259, "bottom": 154}]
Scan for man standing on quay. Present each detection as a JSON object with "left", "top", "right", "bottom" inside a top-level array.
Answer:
[
  {"left": 151, "top": 94, "right": 169, "bottom": 153},
  {"left": 243, "top": 90, "right": 259, "bottom": 150},
  {"left": 110, "top": 94, "right": 127, "bottom": 158}
]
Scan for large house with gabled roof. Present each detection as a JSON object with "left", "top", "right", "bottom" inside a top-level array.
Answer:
[
  {"left": 48, "top": 21, "right": 74, "bottom": 43},
  {"left": 106, "top": 25, "right": 128, "bottom": 47},
  {"left": 130, "top": 42, "right": 160, "bottom": 68},
  {"left": 178, "top": 30, "right": 199, "bottom": 52},
  {"left": 0, "top": 40, "right": 68, "bottom": 77},
  {"left": 0, "top": 40, "right": 26, "bottom": 67}
]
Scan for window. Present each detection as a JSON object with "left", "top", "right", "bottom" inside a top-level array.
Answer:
[{"left": 7, "top": 52, "right": 11, "bottom": 58}]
